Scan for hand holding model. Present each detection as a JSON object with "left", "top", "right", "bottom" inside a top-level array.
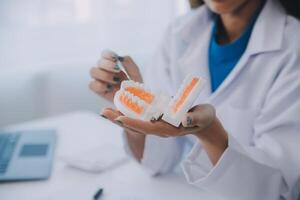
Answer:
[
  {"left": 89, "top": 50, "right": 143, "bottom": 102},
  {"left": 90, "top": 50, "right": 228, "bottom": 165}
]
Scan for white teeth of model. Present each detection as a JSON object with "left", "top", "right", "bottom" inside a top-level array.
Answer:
[
  {"left": 129, "top": 93, "right": 134, "bottom": 100},
  {"left": 132, "top": 96, "right": 139, "bottom": 103},
  {"left": 132, "top": 82, "right": 138, "bottom": 87},
  {"left": 125, "top": 91, "right": 131, "bottom": 98},
  {"left": 137, "top": 99, "right": 143, "bottom": 107},
  {"left": 121, "top": 81, "right": 129, "bottom": 89},
  {"left": 135, "top": 82, "right": 140, "bottom": 87},
  {"left": 114, "top": 76, "right": 205, "bottom": 124}
]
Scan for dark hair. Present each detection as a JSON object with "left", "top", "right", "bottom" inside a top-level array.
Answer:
[{"left": 189, "top": 0, "right": 300, "bottom": 19}]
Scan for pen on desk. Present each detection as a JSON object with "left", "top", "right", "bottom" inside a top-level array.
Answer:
[{"left": 93, "top": 188, "right": 103, "bottom": 200}]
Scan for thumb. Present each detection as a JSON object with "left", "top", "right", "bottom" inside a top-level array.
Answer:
[
  {"left": 120, "top": 56, "right": 143, "bottom": 83},
  {"left": 182, "top": 104, "right": 216, "bottom": 129}
]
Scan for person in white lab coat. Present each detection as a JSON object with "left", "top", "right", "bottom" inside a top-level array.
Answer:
[{"left": 89, "top": 0, "right": 300, "bottom": 199}]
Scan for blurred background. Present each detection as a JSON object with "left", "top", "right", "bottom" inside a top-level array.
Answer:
[{"left": 0, "top": 0, "right": 190, "bottom": 127}]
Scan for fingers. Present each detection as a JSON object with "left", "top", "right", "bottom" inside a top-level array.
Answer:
[
  {"left": 101, "top": 108, "right": 202, "bottom": 137},
  {"left": 101, "top": 49, "right": 118, "bottom": 62},
  {"left": 182, "top": 104, "right": 216, "bottom": 129},
  {"left": 100, "top": 49, "right": 120, "bottom": 73},
  {"left": 97, "top": 59, "right": 121, "bottom": 73},
  {"left": 101, "top": 108, "right": 145, "bottom": 134},
  {"left": 89, "top": 79, "right": 118, "bottom": 94},
  {"left": 115, "top": 116, "right": 181, "bottom": 136},
  {"left": 90, "top": 67, "right": 124, "bottom": 85},
  {"left": 89, "top": 50, "right": 131, "bottom": 101},
  {"left": 124, "top": 127, "right": 144, "bottom": 135},
  {"left": 120, "top": 56, "right": 143, "bottom": 83},
  {"left": 100, "top": 107, "right": 122, "bottom": 121},
  {"left": 90, "top": 49, "right": 143, "bottom": 102},
  {"left": 97, "top": 50, "right": 143, "bottom": 83},
  {"left": 114, "top": 116, "right": 153, "bottom": 134}
]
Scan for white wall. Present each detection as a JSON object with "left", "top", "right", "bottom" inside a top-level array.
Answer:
[
  {"left": 0, "top": 64, "right": 111, "bottom": 127},
  {"left": 0, "top": 0, "right": 189, "bottom": 70},
  {"left": 0, "top": 0, "right": 189, "bottom": 127}
]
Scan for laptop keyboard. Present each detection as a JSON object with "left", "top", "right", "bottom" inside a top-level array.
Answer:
[{"left": 0, "top": 134, "right": 20, "bottom": 174}]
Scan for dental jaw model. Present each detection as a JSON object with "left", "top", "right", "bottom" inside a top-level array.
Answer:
[
  {"left": 114, "top": 80, "right": 170, "bottom": 121},
  {"left": 162, "top": 75, "right": 205, "bottom": 126},
  {"left": 114, "top": 75, "right": 205, "bottom": 127}
]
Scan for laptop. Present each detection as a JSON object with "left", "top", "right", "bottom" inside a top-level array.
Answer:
[{"left": 0, "top": 129, "right": 56, "bottom": 181}]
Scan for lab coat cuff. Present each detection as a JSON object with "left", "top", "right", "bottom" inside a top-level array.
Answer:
[
  {"left": 122, "top": 130, "right": 135, "bottom": 158},
  {"left": 141, "top": 135, "right": 180, "bottom": 176},
  {"left": 181, "top": 134, "right": 242, "bottom": 186},
  {"left": 180, "top": 141, "right": 214, "bottom": 178},
  {"left": 123, "top": 132, "right": 180, "bottom": 175}
]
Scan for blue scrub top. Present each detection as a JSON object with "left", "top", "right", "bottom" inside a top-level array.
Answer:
[{"left": 208, "top": 3, "right": 264, "bottom": 92}]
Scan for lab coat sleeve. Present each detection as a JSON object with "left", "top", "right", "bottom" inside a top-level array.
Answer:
[
  {"left": 122, "top": 131, "right": 186, "bottom": 175},
  {"left": 181, "top": 52, "right": 300, "bottom": 200},
  {"left": 122, "top": 24, "right": 186, "bottom": 175}
]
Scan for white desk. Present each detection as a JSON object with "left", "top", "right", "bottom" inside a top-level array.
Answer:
[{"left": 0, "top": 111, "right": 221, "bottom": 200}]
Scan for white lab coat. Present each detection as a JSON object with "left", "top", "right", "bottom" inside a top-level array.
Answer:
[{"left": 123, "top": 0, "right": 300, "bottom": 199}]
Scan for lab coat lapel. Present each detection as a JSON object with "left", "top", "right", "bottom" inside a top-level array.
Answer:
[
  {"left": 177, "top": 0, "right": 286, "bottom": 104},
  {"left": 208, "top": 0, "right": 286, "bottom": 102}
]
